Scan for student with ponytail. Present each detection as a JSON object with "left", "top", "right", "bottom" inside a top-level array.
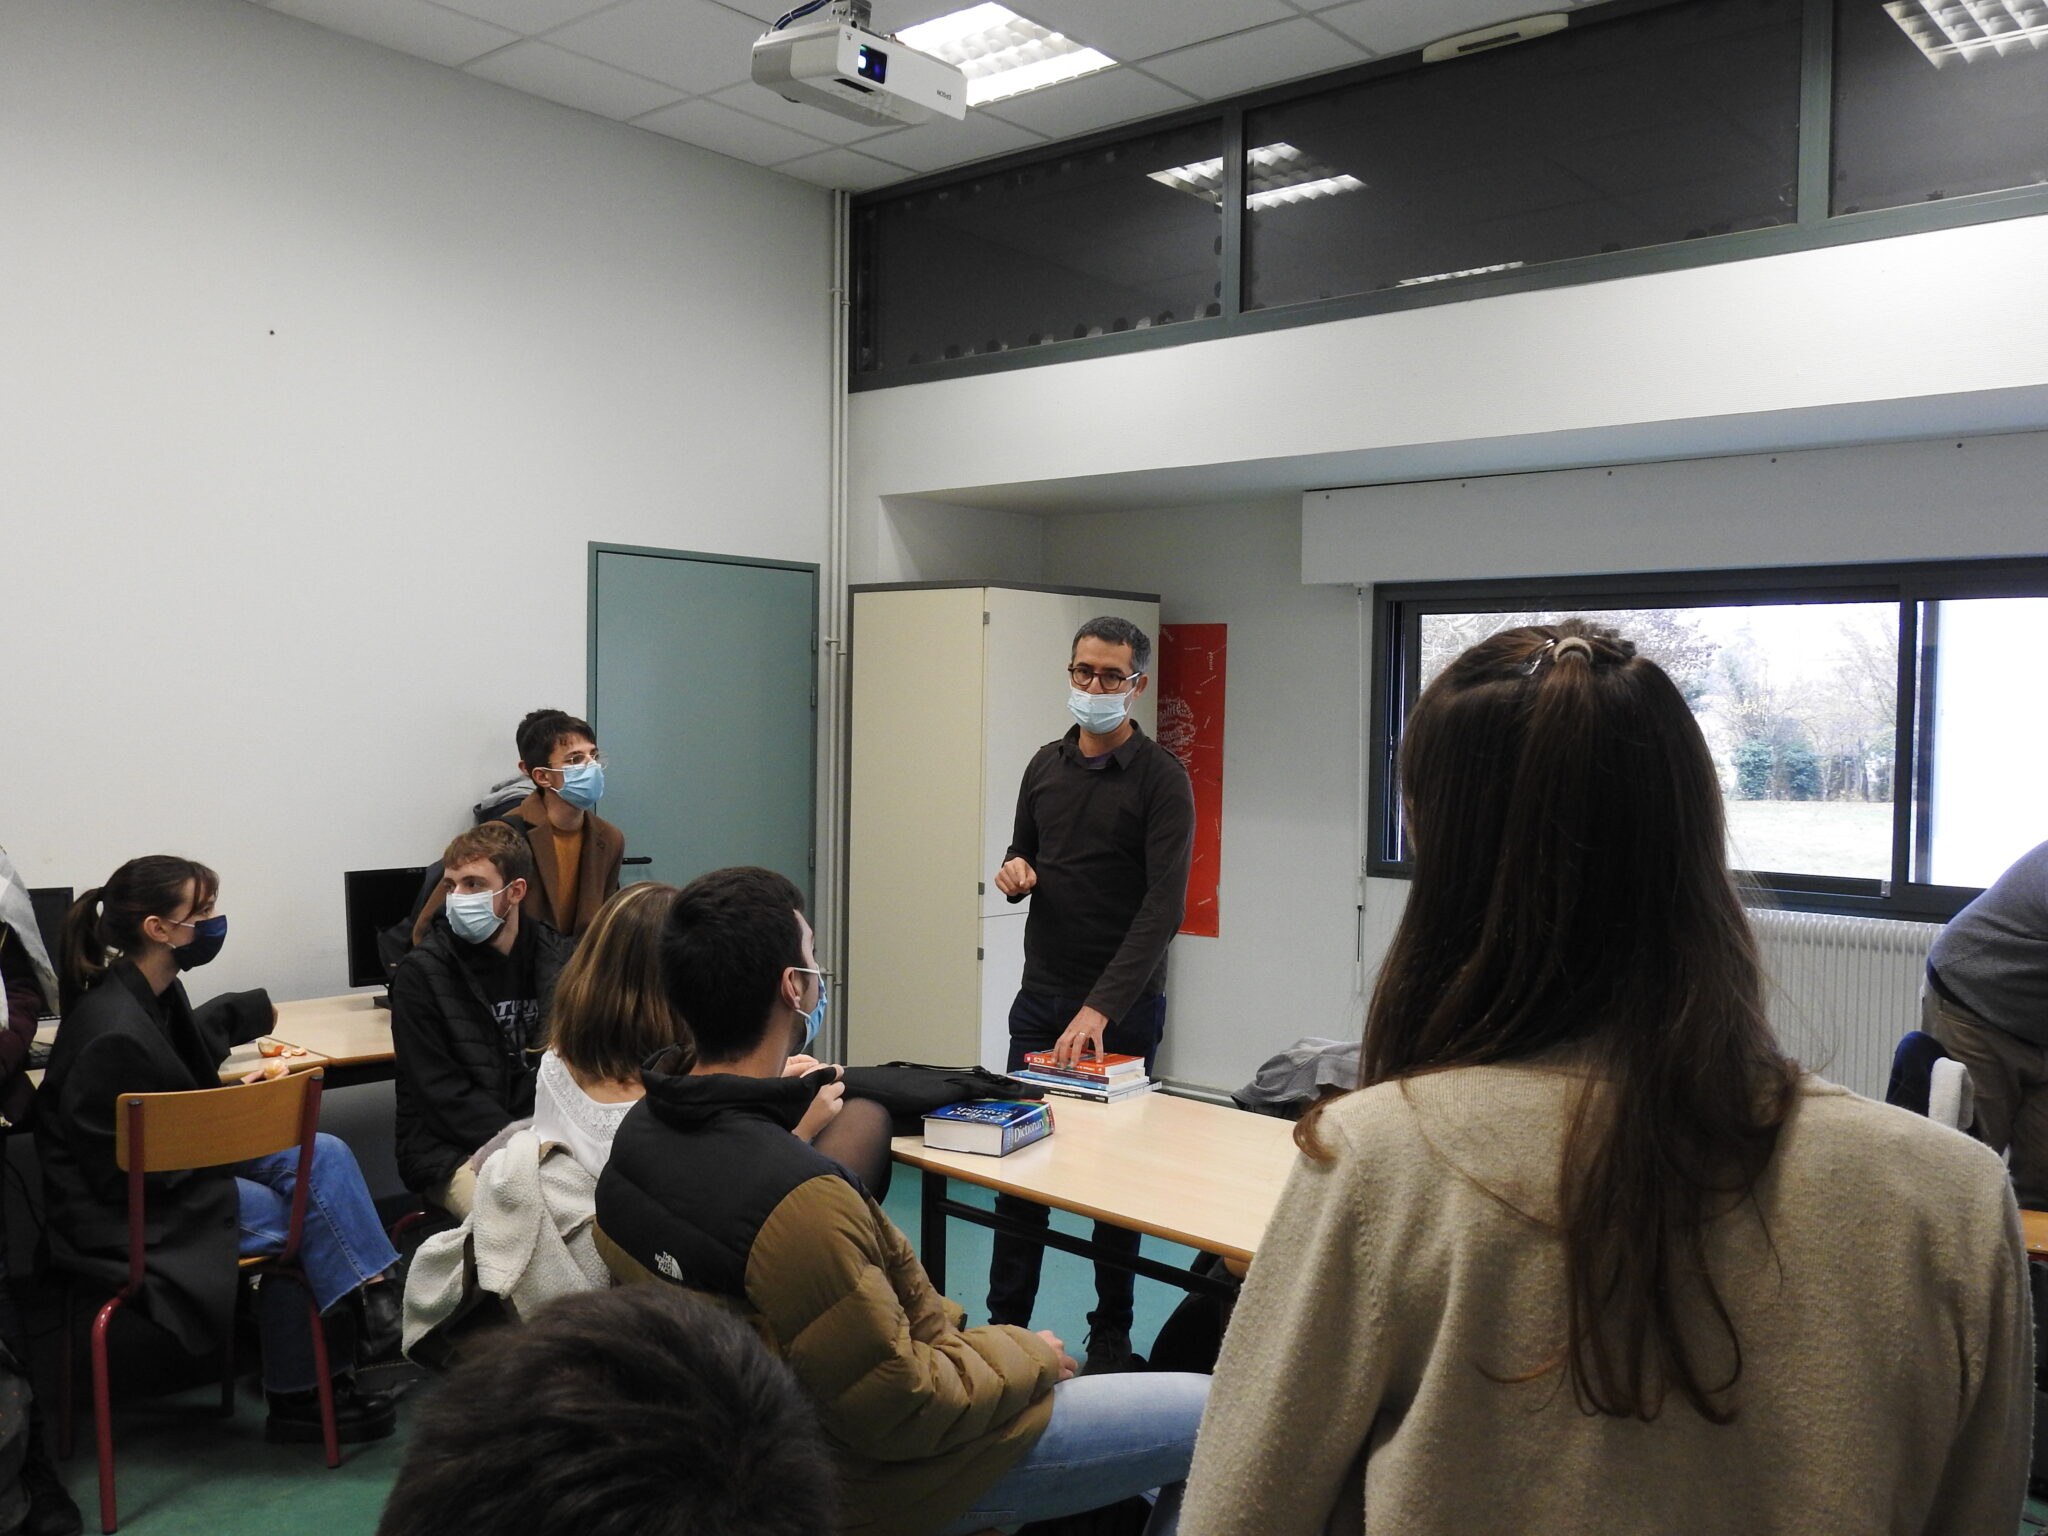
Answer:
[
  {"left": 39, "top": 856, "right": 402, "bottom": 1444},
  {"left": 1181, "top": 621, "right": 2030, "bottom": 1534}
]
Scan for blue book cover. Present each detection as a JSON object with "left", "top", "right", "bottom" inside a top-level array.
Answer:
[{"left": 923, "top": 1099, "right": 1054, "bottom": 1156}]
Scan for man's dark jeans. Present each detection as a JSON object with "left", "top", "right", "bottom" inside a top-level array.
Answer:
[{"left": 985, "top": 989, "right": 1166, "bottom": 1336}]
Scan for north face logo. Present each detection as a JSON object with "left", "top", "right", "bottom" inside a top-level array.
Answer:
[{"left": 655, "top": 1251, "right": 683, "bottom": 1281}]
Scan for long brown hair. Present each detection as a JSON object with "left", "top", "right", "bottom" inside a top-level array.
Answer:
[
  {"left": 1304, "top": 620, "right": 1798, "bottom": 1424},
  {"left": 57, "top": 855, "right": 220, "bottom": 1013},
  {"left": 546, "top": 883, "right": 686, "bottom": 1082}
]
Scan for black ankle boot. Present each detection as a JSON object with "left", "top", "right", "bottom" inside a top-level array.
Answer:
[
  {"left": 355, "top": 1280, "right": 402, "bottom": 1368},
  {"left": 264, "top": 1377, "right": 397, "bottom": 1444},
  {"left": 17, "top": 1405, "right": 83, "bottom": 1536}
]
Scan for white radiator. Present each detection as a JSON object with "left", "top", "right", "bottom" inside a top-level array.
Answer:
[{"left": 1749, "top": 908, "right": 1938, "bottom": 1102}]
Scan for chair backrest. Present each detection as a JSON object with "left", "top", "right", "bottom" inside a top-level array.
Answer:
[{"left": 114, "top": 1068, "right": 323, "bottom": 1173}]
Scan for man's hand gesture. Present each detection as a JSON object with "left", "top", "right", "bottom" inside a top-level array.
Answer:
[{"left": 994, "top": 857, "right": 1037, "bottom": 898}]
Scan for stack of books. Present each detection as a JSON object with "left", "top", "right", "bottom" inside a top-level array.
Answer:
[
  {"left": 1009, "top": 1050, "right": 1155, "bottom": 1103},
  {"left": 922, "top": 1099, "right": 1055, "bottom": 1156}
]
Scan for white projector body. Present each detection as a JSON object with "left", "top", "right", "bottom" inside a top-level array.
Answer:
[{"left": 751, "top": 20, "right": 967, "bottom": 128}]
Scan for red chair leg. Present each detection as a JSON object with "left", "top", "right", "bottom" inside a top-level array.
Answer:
[
  {"left": 91, "top": 1296, "right": 125, "bottom": 1534},
  {"left": 304, "top": 1285, "right": 339, "bottom": 1469},
  {"left": 56, "top": 1285, "right": 75, "bottom": 1461}
]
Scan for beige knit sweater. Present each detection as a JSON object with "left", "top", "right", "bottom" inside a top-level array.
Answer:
[{"left": 1181, "top": 1058, "right": 2031, "bottom": 1536}]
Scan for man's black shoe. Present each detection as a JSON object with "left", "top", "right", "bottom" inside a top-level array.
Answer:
[
  {"left": 17, "top": 1439, "right": 83, "bottom": 1536},
  {"left": 1080, "top": 1326, "right": 1144, "bottom": 1376},
  {"left": 264, "top": 1378, "right": 397, "bottom": 1444}
]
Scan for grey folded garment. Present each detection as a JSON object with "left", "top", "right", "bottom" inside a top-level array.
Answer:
[{"left": 1233, "top": 1037, "right": 1361, "bottom": 1118}]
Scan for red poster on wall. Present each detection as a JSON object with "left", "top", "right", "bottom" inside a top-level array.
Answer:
[{"left": 1156, "top": 624, "right": 1225, "bottom": 937}]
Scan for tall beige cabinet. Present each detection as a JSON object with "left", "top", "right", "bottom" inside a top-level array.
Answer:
[{"left": 847, "top": 584, "right": 1161, "bottom": 1069}]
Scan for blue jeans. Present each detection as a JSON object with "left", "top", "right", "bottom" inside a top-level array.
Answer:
[
  {"left": 935, "top": 1372, "right": 1208, "bottom": 1535},
  {"left": 988, "top": 990, "right": 1167, "bottom": 1334},
  {"left": 235, "top": 1132, "right": 398, "bottom": 1393}
]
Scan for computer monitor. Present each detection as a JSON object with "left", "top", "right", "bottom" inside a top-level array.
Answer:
[
  {"left": 26, "top": 887, "right": 71, "bottom": 1020},
  {"left": 343, "top": 867, "right": 428, "bottom": 989}
]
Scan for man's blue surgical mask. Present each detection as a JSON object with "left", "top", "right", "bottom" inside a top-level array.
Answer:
[
  {"left": 1067, "top": 686, "right": 1135, "bottom": 735},
  {"left": 556, "top": 760, "right": 604, "bottom": 811},
  {"left": 447, "top": 887, "right": 508, "bottom": 944},
  {"left": 790, "top": 968, "right": 828, "bottom": 1051}
]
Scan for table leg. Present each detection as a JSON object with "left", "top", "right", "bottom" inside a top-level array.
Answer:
[{"left": 921, "top": 1170, "right": 949, "bottom": 1294}]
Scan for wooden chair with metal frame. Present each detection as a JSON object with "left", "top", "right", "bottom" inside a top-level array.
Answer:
[{"left": 53, "top": 1067, "right": 340, "bottom": 1534}]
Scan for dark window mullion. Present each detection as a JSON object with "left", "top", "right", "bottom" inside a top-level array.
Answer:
[
  {"left": 1219, "top": 109, "right": 1245, "bottom": 321},
  {"left": 1911, "top": 596, "right": 1942, "bottom": 886},
  {"left": 1797, "top": 0, "right": 1836, "bottom": 227},
  {"left": 1888, "top": 594, "right": 1917, "bottom": 896}
]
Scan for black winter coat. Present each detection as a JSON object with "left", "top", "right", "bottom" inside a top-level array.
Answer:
[
  {"left": 389, "top": 915, "right": 571, "bottom": 1195},
  {"left": 36, "top": 963, "right": 272, "bottom": 1358}
]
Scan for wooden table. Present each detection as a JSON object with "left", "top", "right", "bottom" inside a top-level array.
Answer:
[
  {"left": 267, "top": 992, "right": 396, "bottom": 1084},
  {"left": 27, "top": 991, "right": 394, "bottom": 1091},
  {"left": 891, "top": 1091, "right": 1299, "bottom": 1298},
  {"left": 2022, "top": 1208, "right": 2048, "bottom": 1261}
]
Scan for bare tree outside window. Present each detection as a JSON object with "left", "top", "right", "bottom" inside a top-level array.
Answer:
[{"left": 1418, "top": 603, "right": 1897, "bottom": 880}]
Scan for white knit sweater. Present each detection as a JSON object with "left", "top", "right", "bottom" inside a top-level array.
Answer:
[{"left": 1181, "top": 1058, "right": 2031, "bottom": 1536}]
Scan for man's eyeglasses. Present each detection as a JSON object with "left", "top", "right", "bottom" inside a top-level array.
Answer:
[
  {"left": 551, "top": 749, "right": 603, "bottom": 768},
  {"left": 1067, "top": 665, "right": 1143, "bottom": 694}
]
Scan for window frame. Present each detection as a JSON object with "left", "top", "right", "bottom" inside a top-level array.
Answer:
[
  {"left": 1367, "top": 556, "right": 2048, "bottom": 921},
  {"left": 848, "top": 0, "right": 2048, "bottom": 392}
]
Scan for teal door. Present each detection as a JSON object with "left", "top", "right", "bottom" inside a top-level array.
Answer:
[{"left": 589, "top": 546, "right": 818, "bottom": 905}]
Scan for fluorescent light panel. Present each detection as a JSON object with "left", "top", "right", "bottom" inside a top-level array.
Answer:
[
  {"left": 1147, "top": 142, "right": 1366, "bottom": 209},
  {"left": 895, "top": 3, "right": 1116, "bottom": 106},
  {"left": 1884, "top": 0, "right": 2048, "bottom": 65}
]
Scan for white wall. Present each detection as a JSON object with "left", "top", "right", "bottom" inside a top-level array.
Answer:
[
  {"left": 1038, "top": 502, "right": 1368, "bottom": 1092},
  {"left": 1306, "top": 430, "right": 2048, "bottom": 583},
  {"left": 0, "top": 0, "right": 834, "bottom": 1009}
]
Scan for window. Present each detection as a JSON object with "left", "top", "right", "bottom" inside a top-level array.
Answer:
[
  {"left": 1243, "top": 0, "right": 1802, "bottom": 310},
  {"left": 1372, "top": 561, "right": 2048, "bottom": 918},
  {"left": 851, "top": 118, "right": 1223, "bottom": 375},
  {"left": 1832, "top": 0, "right": 2048, "bottom": 215}
]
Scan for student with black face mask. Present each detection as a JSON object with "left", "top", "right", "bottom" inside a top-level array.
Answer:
[{"left": 40, "top": 856, "right": 402, "bottom": 1444}]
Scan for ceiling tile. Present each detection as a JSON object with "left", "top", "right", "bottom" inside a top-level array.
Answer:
[
  {"left": 715, "top": 0, "right": 794, "bottom": 19},
  {"left": 547, "top": 0, "right": 767, "bottom": 93},
  {"left": 776, "top": 146, "right": 916, "bottom": 190},
  {"left": 978, "top": 66, "right": 1196, "bottom": 138},
  {"left": 1315, "top": 0, "right": 1548, "bottom": 59},
  {"left": 1142, "top": 16, "right": 1370, "bottom": 97},
  {"left": 707, "top": 82, "right": 899, "bottom": 145},
  {"left": 269, "top": 0, "right": 519, "bottom": 67},
  {"left": 858, "top": 109, "right": 1047, "bottom": 174},
  {"left": 431, "top": 0, "right": 615, "bottom": 33},
  {"left": 633, "top": 96, "right": 832, "bottom": 163},
  {"left": 464, "top": 39, "right": 683, "bottom": 118},
  {"left": 1011, "top": 0, "right": 1296, "bottom": 62}
]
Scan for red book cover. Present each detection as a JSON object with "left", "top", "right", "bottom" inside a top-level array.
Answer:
[{"left": 1021, "top": 1051, "right": 1145, "bottom": 1080}]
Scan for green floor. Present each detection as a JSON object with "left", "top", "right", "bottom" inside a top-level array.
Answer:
[{"left": 31, "top": 1175, "right": 2048, "bottom": 1534}]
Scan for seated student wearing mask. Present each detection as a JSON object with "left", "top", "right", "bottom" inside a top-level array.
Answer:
[
  {"left": 392, "top": 822, "right": 571, "bottom": 1219},
  {"left": 410, "top": 709, "right": 624, "bottom": 947},
  {"left": 41, "top": 857, "right": 401, "bottom": 1444},
  {"left": 595, "top": 867, "right": 1208, "bottom": 1536},
  {"left": 531, "top": 881, "right": 894, "bottom": 1192}
]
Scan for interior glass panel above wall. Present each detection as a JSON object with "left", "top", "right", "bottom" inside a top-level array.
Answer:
[
  {"left": 1241, "top": 0, "right": 1803, "bottom": 311},
  {"left": 1832, "top": 0, "right": 2048, "bottom": 214},
  {"left": 852, "top": 119, "right": 1224, "bottom": 374}
]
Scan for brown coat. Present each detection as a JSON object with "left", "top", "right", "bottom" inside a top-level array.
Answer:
[
  {"left": 413, "top": 792, "right": 625, "bottom": 944},
  {"left": 594, "top": 1065, "right": 1059, "bottom": 1536}
]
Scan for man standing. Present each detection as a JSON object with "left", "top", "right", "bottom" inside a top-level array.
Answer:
[
  {"left": 1924, "top": 838, "right": 2048, "bottom": 1208},
  {"left": 987, "top": 616, "right": 1195, "bottom": 1375}
]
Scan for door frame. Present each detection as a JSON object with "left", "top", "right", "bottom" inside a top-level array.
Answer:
[{"left": 587, "top": 542, "right": 823, "bottom": 908}]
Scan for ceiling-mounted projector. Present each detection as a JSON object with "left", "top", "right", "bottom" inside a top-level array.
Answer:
[{"left": 751, "top": 0, "right": 966, "bottom": 127}]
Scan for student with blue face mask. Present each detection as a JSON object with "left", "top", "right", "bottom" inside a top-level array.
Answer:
[
  {"left": 40, "top": 856, "right": 403, "bottom": 1448},
  {"left": 391, "top": 822, "right": 574, "bottom": 1219},
  {"left": 406, "top": 709, "right": 627, "bottom": 949}
]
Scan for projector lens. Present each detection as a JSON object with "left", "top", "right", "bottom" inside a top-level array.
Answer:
[{"left": 856, "top": 45, "right": 887, "bottom": 83}]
